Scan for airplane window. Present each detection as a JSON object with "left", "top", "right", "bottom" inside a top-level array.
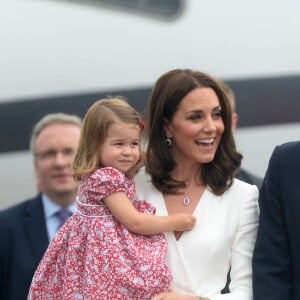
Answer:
[{"left": 71, "top": 0, "right": 184, "bottom": 19}]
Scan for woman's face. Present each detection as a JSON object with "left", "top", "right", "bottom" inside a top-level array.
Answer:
[{"left": 165, "top": 87, "right": 224, "bottom": 167}]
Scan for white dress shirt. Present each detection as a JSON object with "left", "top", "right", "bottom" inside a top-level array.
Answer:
[{"left": 42, "top": 194, "right": 76, "bottom": 241}]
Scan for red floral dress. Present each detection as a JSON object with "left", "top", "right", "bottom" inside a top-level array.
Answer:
[{"left": 28, "top": 167, "right": 171, "bottom": 300}]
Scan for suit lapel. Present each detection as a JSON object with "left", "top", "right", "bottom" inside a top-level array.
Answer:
[{"left": 24, "top": 195, "right": 49, "bottom": 260}]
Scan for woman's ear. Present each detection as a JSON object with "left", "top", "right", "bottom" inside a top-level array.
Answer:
[{"left": 163, "top": 117, "right": 172, "bottom": 137}]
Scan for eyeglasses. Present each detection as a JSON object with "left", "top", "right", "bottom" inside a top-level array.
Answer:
[{"left": 34, "top": 148, "right": 76, "bottom": 161}]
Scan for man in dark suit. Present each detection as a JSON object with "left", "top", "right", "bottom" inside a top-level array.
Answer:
[
  {"left": 224, "top": 81, "right": 263, "bottom": 190},
  {"left": 253, "top": 141, "right": 300, "bottom": 299},
  {"left": 0, "top": 113, "right": 81, "bottom": 300},
  {"left": 236, "top": 168, "right": 262, "bottom": 190},
  {"left": 220, "top": 81, "right": 262, "bottom": 295}
]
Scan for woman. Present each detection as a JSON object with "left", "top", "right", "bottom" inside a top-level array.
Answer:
[{"left": 135, "top": 69, "right": 259, "bottom": 300}]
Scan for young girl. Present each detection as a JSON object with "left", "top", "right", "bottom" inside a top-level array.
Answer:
[{"left": 28, "top": 97, "right": 196, "bottom": 300}]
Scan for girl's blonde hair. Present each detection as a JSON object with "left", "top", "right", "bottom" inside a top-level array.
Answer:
[{"left": 72, "top": 97, "right": 144, "bottom": 180}]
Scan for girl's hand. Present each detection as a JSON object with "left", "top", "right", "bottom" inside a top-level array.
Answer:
[{"left": 172, "top": 213, "right": 196, "bottom": 231}]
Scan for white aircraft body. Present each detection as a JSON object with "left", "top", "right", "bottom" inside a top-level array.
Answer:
[{"left": 1, "top": 0, "right": 300, "bottom": 208}]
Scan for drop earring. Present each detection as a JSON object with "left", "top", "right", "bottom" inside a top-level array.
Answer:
[{"left": 165, "top": 137, "right": 172, "bottom": 147}]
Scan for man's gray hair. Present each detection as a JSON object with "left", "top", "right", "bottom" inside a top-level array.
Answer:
[{"left": 30, "top": 113, "right": 82, "bottom": 152}]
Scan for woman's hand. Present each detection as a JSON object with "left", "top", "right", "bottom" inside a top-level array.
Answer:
[{"left": 152, "top": 291, "right": 201, "bottom": 300}]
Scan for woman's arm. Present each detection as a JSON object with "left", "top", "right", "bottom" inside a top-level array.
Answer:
[
  {"left": 220, "top": 184, "right": 259, "bottom": 300},
  {"left": 151, "top": 292, "right": 209, "bottom": 300},
  {"left": 103, "top": 191, "right": 196, "bottom": 235}
]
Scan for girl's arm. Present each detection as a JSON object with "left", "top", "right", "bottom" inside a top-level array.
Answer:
[{"left": 103, "top": 191, "right": 196, "bottom": 235}]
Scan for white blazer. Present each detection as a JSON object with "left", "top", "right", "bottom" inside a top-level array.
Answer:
[{"left": 135, "top": 168, "right": 259, "bottom": 300}]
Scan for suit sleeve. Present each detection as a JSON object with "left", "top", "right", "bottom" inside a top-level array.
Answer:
[
  {"left": 0, "top": 211, "right": 10, "bottom": 300},
  {"left": 0, "top": 216, "right": 4, "bottom": 298},
  {"left": 252, "top": 146, "right": 293, "bottom": 299}
]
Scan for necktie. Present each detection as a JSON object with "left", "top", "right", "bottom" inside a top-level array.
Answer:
[{"left": 57, "top": 208, "right": 72, "bottom": 229}]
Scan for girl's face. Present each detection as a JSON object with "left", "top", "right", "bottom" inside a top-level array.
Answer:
[
  {"left": 165, "top": 87, "right": 224, "bottom": 168},
  {"left": 100, "top": 122, "right": 141, "bottom": 173}
]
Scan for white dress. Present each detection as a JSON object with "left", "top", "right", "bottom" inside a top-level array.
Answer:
[{"left": 135, "top": 168, "right": 259, "bottom": 300}]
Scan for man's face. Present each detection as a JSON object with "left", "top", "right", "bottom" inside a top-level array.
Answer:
[{"left": 34, "top": 123, "right": 81, "bottom": 204}]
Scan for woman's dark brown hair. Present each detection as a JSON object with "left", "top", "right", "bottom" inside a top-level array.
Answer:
[{"left": 145, "top": 69, "right": 242, "bottom": 195}]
